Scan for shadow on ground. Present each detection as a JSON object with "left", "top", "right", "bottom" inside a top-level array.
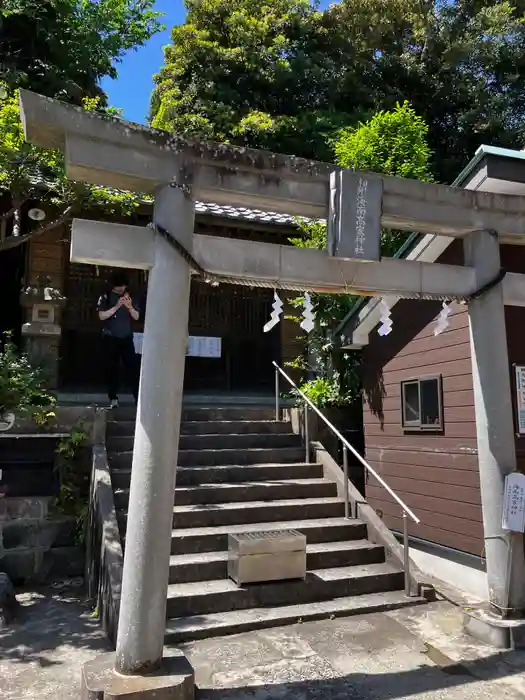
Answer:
[
  {"left": 181, "top": 611, "right": 525, "bottom": 700},
  {"left": 192, "top": 648, "right": 525, "bottom": 700},
  {"left": 0, "top": 587, "right": 109, "bottom": 668}
]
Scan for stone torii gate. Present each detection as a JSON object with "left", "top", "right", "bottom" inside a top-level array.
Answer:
[{"left": 18, "top": 90, "right": 525, "bottom": 696}]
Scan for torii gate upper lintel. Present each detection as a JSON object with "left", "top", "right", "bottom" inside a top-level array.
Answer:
[
  {"left": 18, "top": 90, "right": 525, "bottom": 686},
  {"left": 18, "top": 89, "right": 525, "bottom": 239}
]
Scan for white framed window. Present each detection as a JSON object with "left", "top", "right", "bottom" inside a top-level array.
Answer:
[{"left": 401, "top": 376, "right": 443, "bottom": 431}]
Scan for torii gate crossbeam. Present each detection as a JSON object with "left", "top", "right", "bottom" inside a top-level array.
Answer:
[{"left": 17, "top": 90, "right": 525, "bottom": 695}]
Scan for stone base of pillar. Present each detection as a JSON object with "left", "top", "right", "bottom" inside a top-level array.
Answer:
[
  {"left": 81, "top": 651, "right": 194, "bottom": 700},
  {"left": 463, "top": 606, "right": 525, "bottom": 649}
]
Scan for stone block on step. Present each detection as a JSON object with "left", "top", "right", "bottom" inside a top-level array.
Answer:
[{"left": 228, "top": 529, "right": 307, "bottom": 586}]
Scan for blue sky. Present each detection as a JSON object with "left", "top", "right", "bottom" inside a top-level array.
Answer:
[
  {"left": 101, "top": 0, "right": 334, "bottom": 125},
  {"left": 100, "top": 0, "right": 185, "bottom": 124}
]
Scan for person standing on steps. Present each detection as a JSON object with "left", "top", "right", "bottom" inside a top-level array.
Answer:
[{"left": 97, "top": 271, "right": 140, "bottom": 408}]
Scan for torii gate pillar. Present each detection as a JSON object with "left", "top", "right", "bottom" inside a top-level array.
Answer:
[
  {"left": 115, "top": 184, "right": 194, "bottom": 674},
  {"left": 465, "top": 230, "right": 525, "bottom": 620}
]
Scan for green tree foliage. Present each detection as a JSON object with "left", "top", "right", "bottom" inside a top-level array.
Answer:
[
  {"left": 0, "top": 0, "right": 163, "bottom": 104},
  {"left": 0, "top": 0, "right": 162, "bottom": 251},
  {"left": 0, "top": 89, "right": 141, "bottom": 252},
  {"left": 152, "top": 0, "right": 525, "bottom": 182},
  {"left": 334, "top": 0, "right": 525, "bottom": 179},
  {"left": 150, "top": 0, "right": 365, "bottom": 161},
  {"left": 0, "top": 333, "right": 54, "bottom": 419},
  {"left": 335, "top": 101, "right": 434, "bottom": 256},
  {"left": 335, "top": 102, "right": 434, "bottom": 182},
  {"left": 287, "top": 103, "right": 433, "bottom": 402}
]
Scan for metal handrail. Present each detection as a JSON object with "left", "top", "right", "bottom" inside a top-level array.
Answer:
[{"left": 273, "top": 360, "right": 420, "bottom": 597}]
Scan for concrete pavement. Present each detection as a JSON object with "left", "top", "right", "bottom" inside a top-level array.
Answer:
[{"left": 3, "top": 589, "right": 525, "bottom": 699}]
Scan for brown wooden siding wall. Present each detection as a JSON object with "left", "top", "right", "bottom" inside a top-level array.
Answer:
[
  {"left": 361, "top": 240, "right": 483, "bottom": 556},
  {"left": 27, "top": 225, "right": 67, "bottom": 289}
]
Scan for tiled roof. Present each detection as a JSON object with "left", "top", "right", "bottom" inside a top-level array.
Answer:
[
  {"left": 21, "top": 168, "right": 298, "bottom": 227},
  {"left": 194, "top": 201, "right": 295, "bottom": 226}
]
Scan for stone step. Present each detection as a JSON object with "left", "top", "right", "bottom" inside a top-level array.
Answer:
[
  {"left": 112, "top": 406, "right": 276, "bottom": 422},
  {"left": 181, "top": 421, "right": 292, "bottom": 436},
  {"left": 110, "top": 462, "right": 324, "bottom": 489},
  {"left": 118, "top": 498, "right": 345, "bottom": 531},
  {"left": 168, "top": 540, "right": 385, "bottom": 583},
  {"left": 110, "top": 447, "right": 307, "bottom": 469},
  {"left": 164, "top": 590, "right": 426, "bottom": 643},
  {"left": 182, "top": 407, "right": 277, "bottom": 422},
  {"left": 173, "top": 497, "right": 345, "bottom": 529},
  {"left": 167, "top": 518, "right": 367, "bottom": 555},
  {"left": 107, "top": 432, "right": 301, "bottom": 453},
  {"left": 114, "top": 478, "right": 337, "bottom": 510},
  {"left": 177, "top": 447, "right": 306, "bottom": 467},
  {"left": 165, "top": 562, "right": 405, "bottom": 618},
  {"left": 107, "top": 420, "right": 292, "bottom": 437}
]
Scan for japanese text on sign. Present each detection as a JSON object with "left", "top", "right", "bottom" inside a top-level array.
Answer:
[
  {"left": 502, "top": 472, "right": 525, "bottom": 533},
  {"left": 354, "top": 178, "right": 368, "bottom": 257}
]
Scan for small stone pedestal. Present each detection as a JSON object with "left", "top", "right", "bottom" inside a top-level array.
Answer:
[
  {"left": 228, "top": 530, "right": 307, "bottom": 586},
  {"left": 81, "top": 651, "right": 195, "bottom": 700}
]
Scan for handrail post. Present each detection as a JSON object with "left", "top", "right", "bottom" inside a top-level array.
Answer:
[
  {"left": 343, "top": 445, "right": 350, "bottom": 520},
  {"left": 271, "top": 362, "right": 420, "bottom": 530},
  {"left": 403, "top": 511, "right": 411, "bottom": 597},
  {"left": 304, "top": 402, "right": 310, "bottom": 464},
  {"left": 274, "top": 365, "right": 280, "bottom": 422}
]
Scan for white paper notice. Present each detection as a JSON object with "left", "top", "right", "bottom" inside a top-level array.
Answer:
[
  {"left": 502, "top": 472, "right": 525, "bottom": 533},
  {"left": 134, "top": 333, "right": 221, "bottom": 357},
  {"left": 133, "top": 332, "right": 144, "bottom": 355},
  {"left": 187, "top": 336, "right": 221, "bottom": 358}
]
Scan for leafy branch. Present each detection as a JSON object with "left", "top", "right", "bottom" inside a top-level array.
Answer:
[
  {"left": 50, "top": 423, "right": 90, "bottom": 544},
  {"left": 0, "top": 205, "right": 75, "bottom": 251},
  {"left": 0, "top": 87, "right": 142, "bottom": 252}
]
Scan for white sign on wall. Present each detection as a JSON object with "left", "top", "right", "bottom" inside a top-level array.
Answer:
[
  {"left": 187, "top": 336, "right": 221, "bottom": 358},
  {"left": 515, "top": 365, "right": 525, "bottom": 435},
  {"left": 502, "top": 472, "right": 525, "bottom": 533},
  {"left": 133, "top": 333, "right": 221, "bottom": 358}
]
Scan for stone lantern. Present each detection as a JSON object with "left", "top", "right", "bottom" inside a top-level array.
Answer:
[{"left": 20, "top": 275, "right": 66, "bottom": 387}]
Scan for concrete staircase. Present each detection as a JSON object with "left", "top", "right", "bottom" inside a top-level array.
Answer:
[{"left": 106, "top": 405, "right": 425, "bottom": 643}]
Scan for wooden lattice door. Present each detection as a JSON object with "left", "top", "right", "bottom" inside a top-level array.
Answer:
[{"left": 60, "top": 263, "right": 147, "bottom": 389}]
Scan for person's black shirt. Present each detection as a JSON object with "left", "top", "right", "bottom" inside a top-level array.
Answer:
[{"left": 96, "top": 291, "right": 139, "bottom": 338}]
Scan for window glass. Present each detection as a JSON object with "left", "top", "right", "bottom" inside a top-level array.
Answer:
[
  {"left": 420, "top": 378, "right": 440, "bottom": 426},
  {"left": 403, "top": 382, "right": 420, "bottom": 424}
]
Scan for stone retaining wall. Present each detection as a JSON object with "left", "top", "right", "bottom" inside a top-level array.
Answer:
[
  {"left": 0, "top": 405, "right": 96, "bottom": 583},
  {"left": 0, "top": 496, "right": 83, "bottom": 583}
]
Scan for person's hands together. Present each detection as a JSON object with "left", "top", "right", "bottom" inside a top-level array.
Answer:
[{"left": 122, "top": 294, "right": 133, "bottom": 310}]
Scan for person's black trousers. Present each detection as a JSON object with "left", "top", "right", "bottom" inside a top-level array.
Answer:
[{"left": 102, "top": 334, "right": 139, "bottom": 401}]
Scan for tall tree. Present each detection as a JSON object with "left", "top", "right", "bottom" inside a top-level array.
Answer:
[
  {"left": 0, "top": 1, "right": 163, "bottom": 251},
  {"left": 287, "top": 102, "right": 434, "bottom": 401},
  {"left": 334, "top": 0, "right": 525, "bottom": 180},
  {"left": 152, "top": 0, "right": 525, "bottom": 182},
  {"left": 0, "top": 0, "right": 162, "bottom": 104},
  {"left": 335, "top": 100, "right": 434, "bottom": 255},
  {"left": 150, "top": 0, "right": 369, "bottom": 161}
]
